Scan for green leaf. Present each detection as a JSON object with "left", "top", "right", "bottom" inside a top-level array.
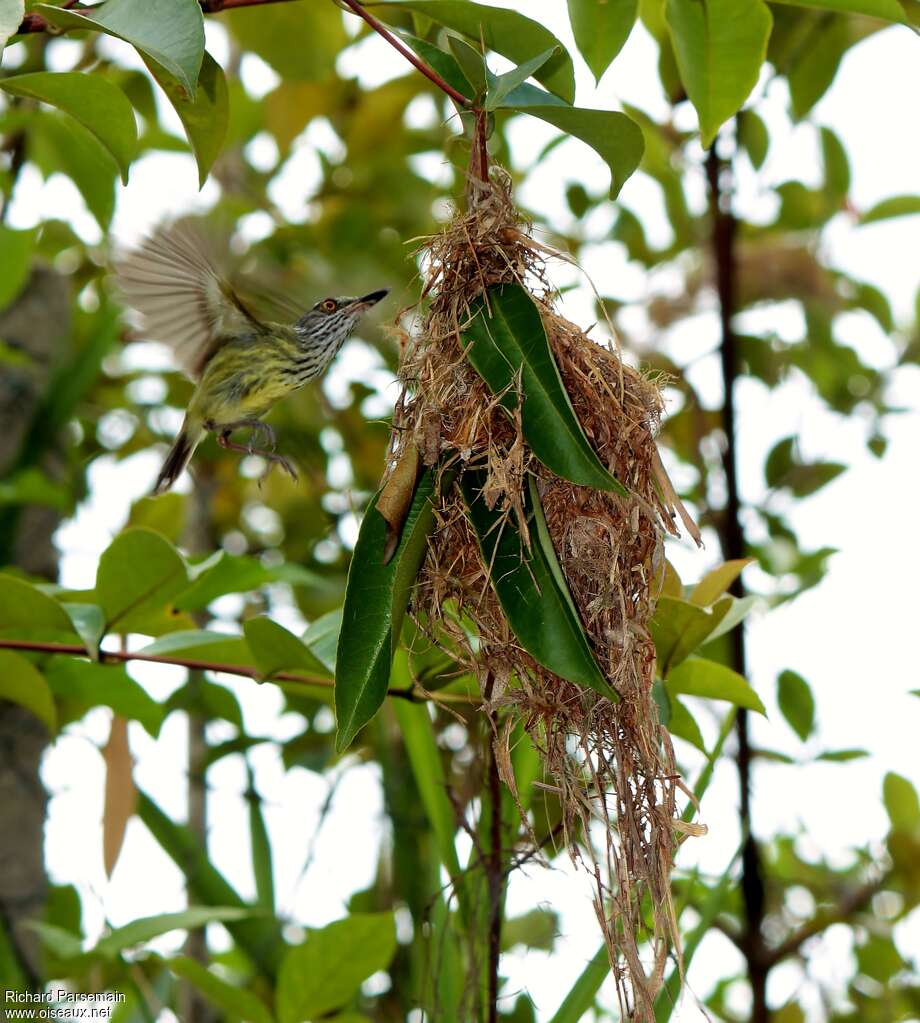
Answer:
[
  {"left": 502, "top": 908, "right": 559, "bottom": 952},
  {"left": 164, "top": 677, "right": 243, "bottom": 729},
  {"left": 464, "top": 285, "right": 625, "bottom": 492},
  {"left": 462, "top": 470, "right": 616, "bottom": 700},
  {"left": 95, "top": 528, "right": 188, "bottom": 634},
  {"left": 46, "top": 659, "right": 164, "bottom": 738},
  {"left": 168, "top": 957, "right": 274, "bottom": 1023},
  {"left": 689, "top": 558, "right": 752, "bottom": 606},
  {"left": 666, "top": 656, "right": 765, "bottom": 714},
  {"left": 780, "top": 14, "right": 852, "bottom": 120},
  {"left": 246, "top": 773, "right": 274, "bottom": 913},
  {"left": 856, "top": 933, "right": 907, "bottom": 984},
  {"left": 62, "top": 604, "right": 105, "bottom": 659},
  {"left": 776, "top": 669, "right": 815, "bottom": 741},
  {"left": 567, "top": 0, "right": 637, "bottom": 81},
  {"left": 392, "top": 702, "right": 462, "bottom": 880},
  {"left": 485, "top": 48, "right": 560, "bottom": 110},
  {"left": 737, "top": 108, "right": 768, "bottom": 169},
  {"left": 175, "top": 552, "right": 323, "bottom": 612},
  {"left": 93, "top": 907, "right": 253, "bottom": 959},
  {"left": 771, "top": 0, "right": 904, "bottom": 18},
  {"left": 31, "top": 111, "right": 117, "bottom": 229},
  {"left": 499, "top": 103, "right": 644, "bottom": 199},
  {"left": 815, "top": 748, "right": 868, "bottom": 762},
  {"left": 547, "top": 945, "right": 609, "bottom": 1023},
  {"left": 138, "top": 630, "right": 251, "bottom": 667},
  {"left": 34, "top": 0, "right": 205, "bottom": 98},
  {"left": 136, "top": 790, "right": 283, "bottom": 977},
  {"left": 0, "top": 650, "right": 56, "bottom": 732},
  {"left": 222, "top": 1, "right": 346, "bottom": 80},
  {"left": 382, "top": 1, "right": 576, "bottom": 102},
  {"left": 0, "top": 72, "right": 136, "bottom": 183},
  {"left": 0, "top": 225, "right": 35, "bottom": 311},
  {"left": 668, "top": 695, "right": 706, "bottom": 751},
  {"left": 666, "top": 0, "right": 772, "bottom": 147},
  {"left": 883, "top": 772, "right": 920, "bottom": 832},
  {"left": 244, "top": 617, "right": 331, "bottom": 681},
  {"left": 0, "top": 0, "right": 24, "bottom": 51},
  {"left": 335, "top": 469, "right": 441, "bottom": 751},
  {"left": 821, "top": 126, "right": 850, "bottom": 199},
  {"left": 276, "top": 914, "right": 397, "bottom": 1023},
  {"left": 128, "top": 493, "right": 186, "bottom": 544},
  {"left": 303, "top": 609, "right": 342, "bottom": 675},
  {"left": 143, "top": 52, "right": 228, "bottom": 187},
  {"left": 0, "top": 572, "right": 78, "bottom": 642},
  {"left": 447, "top": 33, "right": 488, "bottom": 95},
  {"left": 861, "top": 195, "right": 920, "bottom": 225},
  {"left": 650, "top": 596, "right": 731, "bottom": 675}
]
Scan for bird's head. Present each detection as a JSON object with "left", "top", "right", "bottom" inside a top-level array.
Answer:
[{"left": 295, "top": 289, "right": 388, "bottom": 346}]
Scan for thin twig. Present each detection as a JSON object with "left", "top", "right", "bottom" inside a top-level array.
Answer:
[
  {"left": 336, "top": 0, "right": 474, "bottom": 109},
  {"left": 0, "top": 637, "right": 475, "bottom": 704}
]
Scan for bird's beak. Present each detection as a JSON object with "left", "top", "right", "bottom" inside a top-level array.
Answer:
[{"left": 351, "top": 289, "right": 388, "bottom": 312}]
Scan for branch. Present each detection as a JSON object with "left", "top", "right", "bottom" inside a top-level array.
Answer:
[
  {"left": 16, "top": 0, "right": 477, "bottom": 113},
  {"left": 0, "top": 637, "right": 475, "bottom": 704}
]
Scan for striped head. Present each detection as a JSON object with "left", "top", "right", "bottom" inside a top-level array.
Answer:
[{"left": 294, "top": 290, "right": 388, "bottom": 364}]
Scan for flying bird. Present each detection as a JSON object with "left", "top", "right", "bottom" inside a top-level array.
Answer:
[{"left": 114, "top": 223, "right": 387, "bottom": 493}]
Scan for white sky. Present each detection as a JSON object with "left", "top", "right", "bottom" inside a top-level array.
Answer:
[{"left": 6, "top": 3, "right": 920, "bottom": 1021}]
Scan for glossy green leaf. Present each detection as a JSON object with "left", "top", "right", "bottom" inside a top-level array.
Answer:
[
  {"left": 244, "top": 617, "right": 331, "bottom": 680},
  {"left": 0, "top": 225, "right": 35, "bottom": 311},
  {"left": 0, "top": 572, "right": 78, "bottom": 642},
  {"left": 136, "top": 790, "right": 283, "bottom": 977},
  {"left": 168, "top": 956, "right": 274, "bottom": 1023},
  {"left": 485, "top": 48, "right": 560, "bottom": 110},
  {"left": 383, "top": 1, "right": 576, "bottom": 102},
  {"left": 35, "top": 0, "right": 205, "bottom": 97},
  {"left": 777, "top": 669, "right": 815, "bottom": 741},
  {"left": 0, "top": 650, "right": 56, "bottom": 732},
  {"left": 462, "top": 470, "right": 616, "bottom": 700},
  {"left": 143, "top": 52, "right": 228, "bottom": 187},
  {"left": 567, "top": 0, "right": 637, "bottom": 81},
  {"left": 335, "top": 469, "right": 440, "bottom": 751},
  {"left": 93, "top": 907, "right": 253, "bottom": 959},
  {"left": 689, "top": 559, "right": 753, "bottom": 606},
  {"left": 0, "top": 0, "right": 23, "bottom": 50},
  {"left": 861, "top": 195, "right": 920, "bottom": 224},
  {"left": 650, "top": 596, "right": 731, "bottom": 674},
  {"left": 303, "top": 609, "right": 342, "bottom": 675},
  {"left": 464, "top": 285, "right": 626, "bottom": 492},
  {"left": 666, "top": 0, "right": 772, "bottom": 147},
  {"left": 666, "top": 656, "right": 766, "bottom": 714},
  {"left": 0, "top": 72, "right": 136, "bottom": 183},
  {"left": 704, "top": 594, "right": 759, "bottom": 643},
  {"left": 781, "top": 14, "right": 852, "bottom": 119},
  {"left": 883, "top": 772, "right": 920, "bottom": 832},
  {"left": 500, "top": 104, "right": 644, "bottom": 199},
  {"left": 821, "top": 126, "right": 850, "bottom": 199},
  {"left": 276, "top": 914, "right": 397, "bottom": 1023},
  {"left": 46, "top": 659, "right": 163, "bottom": 738},
  {"left": 447, "top": 33, "right": 488, "bottom": 95},
  {"left": 95, "top": 528, "right": 188, "bottom": 634},
  {"left": 138, "top": 630, "right": 251, "bottom": 667}
]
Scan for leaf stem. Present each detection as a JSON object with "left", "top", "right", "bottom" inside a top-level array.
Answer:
[{"left": 0, "top": 637, "right": 475, "bottom": 704}]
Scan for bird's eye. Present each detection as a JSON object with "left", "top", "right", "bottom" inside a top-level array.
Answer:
[{"left": 321, "top": 299, "right": 337, "bottom": 313}]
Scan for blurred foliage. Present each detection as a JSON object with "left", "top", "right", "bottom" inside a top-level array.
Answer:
[{"left": 0, "top": 0, "right": 919, "bottom": 1021}]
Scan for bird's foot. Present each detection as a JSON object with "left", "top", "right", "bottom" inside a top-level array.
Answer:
[
  {"left": 257, "top": 452, "right": 298, "bottom": 487},
  {"left": 218, "top": 431, "right": 298, "bottom": 485}
]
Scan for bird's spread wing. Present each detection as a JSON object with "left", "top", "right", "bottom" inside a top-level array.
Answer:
[{"left": 114, "top": 221, "right": 264, "bottom": 380}]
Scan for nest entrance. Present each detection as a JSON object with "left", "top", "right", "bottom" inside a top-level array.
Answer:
[{"left": 389, "top": 172, "right": 700, "bottom": 1020}]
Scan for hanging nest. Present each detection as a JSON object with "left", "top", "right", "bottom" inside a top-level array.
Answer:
[{"left": 386, "top": 171, "right": 702, "bottom": 1020}]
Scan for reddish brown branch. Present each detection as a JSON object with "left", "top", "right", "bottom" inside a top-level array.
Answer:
[{"left": 0, "top": 637, "right": 449, "bottom": 702}]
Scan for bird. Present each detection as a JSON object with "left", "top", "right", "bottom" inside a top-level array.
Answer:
[{"left": 114, "top": 222, "right": 388, "bottom": 494}]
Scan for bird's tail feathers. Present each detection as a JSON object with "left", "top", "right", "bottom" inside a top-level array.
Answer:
[{"left": 153, "top": 422, "right": 204, "bottom": 494}]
